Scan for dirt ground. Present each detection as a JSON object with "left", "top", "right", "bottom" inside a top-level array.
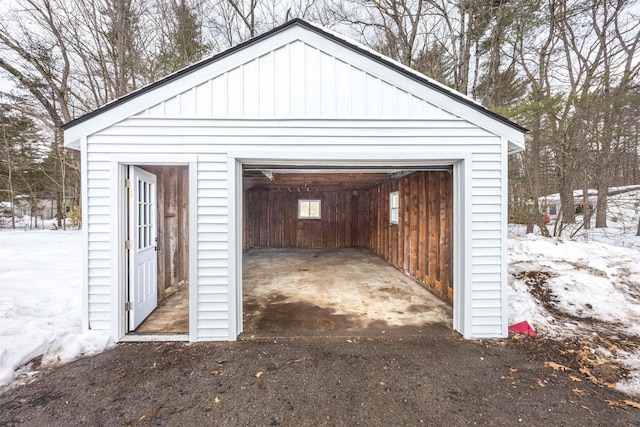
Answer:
[{"left": 2, "top": 326, "right": 640, "bottom": 426}]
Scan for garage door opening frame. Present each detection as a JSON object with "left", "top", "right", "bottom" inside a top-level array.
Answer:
[{"left": 227, "top": 151, "right": 473, "bottom": 340}]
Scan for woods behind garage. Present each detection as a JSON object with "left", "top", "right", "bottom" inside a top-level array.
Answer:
[{"left": 244, "top": 171, "right": 453, "bottom": 301}]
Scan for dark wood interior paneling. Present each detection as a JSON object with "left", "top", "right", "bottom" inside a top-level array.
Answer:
[
  {"left": 144, "top": 165, "right": 189, "bottom": 302},
  {"left": 244, "top": 189, "right": 364, "bottom": 249},
  {"left": 364, "top": 171, "right": 453, "bottom": 300}
]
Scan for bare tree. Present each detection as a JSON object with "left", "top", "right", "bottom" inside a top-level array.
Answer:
[
  {"left": 0, "top": 0, "right": 79, "bottom": 227},
  {"left": 0, "top": 106, "right": 44, "bottom": 229}
]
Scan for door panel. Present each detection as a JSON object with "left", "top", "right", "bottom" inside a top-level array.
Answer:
[{"left": 129, "top": 166, "right": 158, "bottom": 330}]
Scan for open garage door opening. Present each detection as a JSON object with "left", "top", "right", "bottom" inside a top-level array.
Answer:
[{"left": 241, "top": 165, "right": 454, "bottom": 338}]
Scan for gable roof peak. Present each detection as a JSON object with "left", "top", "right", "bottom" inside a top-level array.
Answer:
[{"left": 62, "top": 18, "right": 527, "bottom": 136}]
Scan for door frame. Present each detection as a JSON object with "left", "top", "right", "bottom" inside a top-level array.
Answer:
[
  {"left": 228, "top": 150, "right": 472, "bottom": 340},
  {"left": 109, "top": 155, "right": 197, "bottom": 342}
]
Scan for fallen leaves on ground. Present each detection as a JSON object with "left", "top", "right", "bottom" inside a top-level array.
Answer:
[
  {"left": 579, "top": 366, "right": 593, "bottom": 378},
  {"left": 544, "top": 361, "right": 571, "bottom": 371},
  {"left": 624, "top": 400, "right": 640, "bottom": 409},
  {"left": 281, "top": 358, "right": 308, "bottom": 368},
  {"left": 606, "top": 400, "right": 626, "bottom": 409},
  {"left": 606, "top": 398, "right": 640, "bottom": 410}
]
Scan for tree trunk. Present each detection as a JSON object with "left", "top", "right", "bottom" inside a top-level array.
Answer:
[
  {"left": 559, "top": 186, "right": 575, "bottom": 224},
  {"left": 526, "top": 207, "right": 534, "bottom": 234},
  {"left": 56, "top": 190, "right": 63, "bottom": 228},
  {"left": 9, "top": 193, "right": 15, "bottom": 230},
  {"left": 582, "top": 178, "right": 590, "bottom": 230},
  {"left": 594, "top": 184, "right": 608, "bottom": 228}
]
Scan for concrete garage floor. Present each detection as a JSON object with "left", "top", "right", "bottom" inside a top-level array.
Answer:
[{"left": 242, "top": 248, "right": 452, "bottom": 338}]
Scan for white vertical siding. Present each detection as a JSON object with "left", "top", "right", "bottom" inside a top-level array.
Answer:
[{"left": 134, "top": 41, "right": 459, "bottom": 122}]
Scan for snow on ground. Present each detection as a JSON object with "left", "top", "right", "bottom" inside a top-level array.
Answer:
[
  {"left": 0, "top": 229, "right": 114, "bottom": 390},
  {"left": 509, "top": 188, "right": 640, "bottom": 395},
  {"left": 509, "top": 235, "right": 640, "bottom": 335},
  {"left": 509, "top": 233, "right": 640, "bottom": 396}
]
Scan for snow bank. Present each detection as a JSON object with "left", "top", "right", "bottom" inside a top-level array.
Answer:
[
  {"left": 0, "top": 230, "right": 114, "bottom": 389},
  {"left": 509, "top": 235, "right": 640, "bottom": 335},
  {"left": 509, "top": 234, "right": 640, "bottom": 395}
]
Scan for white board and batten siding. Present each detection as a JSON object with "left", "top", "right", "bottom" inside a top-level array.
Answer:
[{"left": 67, "top": 20, "right": 525, "bottom": 342}]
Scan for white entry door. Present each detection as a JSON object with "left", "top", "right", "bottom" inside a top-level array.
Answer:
[{"left": 128, "top": 166, "right": 158, "bottom": 330}]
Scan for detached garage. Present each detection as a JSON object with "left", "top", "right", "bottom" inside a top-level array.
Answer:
[{"left": 62, "top": 19, "right": 526, "bottom": 342}]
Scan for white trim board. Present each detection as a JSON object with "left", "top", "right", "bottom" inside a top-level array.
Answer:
[{"left": 228, "top": 153, "right": 471, "bottom": 339}]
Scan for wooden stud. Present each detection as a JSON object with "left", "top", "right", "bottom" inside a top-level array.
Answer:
[
  {"left": 428, "top": 172, "right": 439, "bottom": 289},
  {"left": 397, "top": 177, "right": 404, "bottom": 269},
  {"left": 417, "top": 172, "right": 427, "bottom": 282},
  {"left": 403, "top": 176, "right": 411, "bottom": 272},
  {"left": 409, "top": 173, "right": 419, "bottom": 276}
]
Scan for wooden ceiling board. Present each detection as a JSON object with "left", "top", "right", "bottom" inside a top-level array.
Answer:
[{"left": 244, "top": 171, "right": 391, "bottom": 191}]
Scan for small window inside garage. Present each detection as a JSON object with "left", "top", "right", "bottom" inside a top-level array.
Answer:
[
  {"left": 298, "top": 199, "right": 321, "bottom": 219},
  {"left": 390, "top": 191, "right": 399, "bottom": 224},
  {"left": 241, "top": 167, "right": 454, "bottom": 337}
]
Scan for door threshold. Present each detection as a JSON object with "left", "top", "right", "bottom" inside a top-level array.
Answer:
[{"left": 121, "top": 334, "right": 189, "bottom": 342}]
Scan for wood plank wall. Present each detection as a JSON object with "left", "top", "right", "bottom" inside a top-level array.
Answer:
[
  {"left": 364, "top": 171, "right": 453, "bottom": 301},
  {"left": 244, "top": 189, "right": 366, "bottom": 249},
  {"left": 144, "top": 166, "right": 189, "bottom": 302}
]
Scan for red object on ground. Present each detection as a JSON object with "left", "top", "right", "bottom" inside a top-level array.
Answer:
[{"left": 508, "top": 321, "right": 538, "bottom": 337}]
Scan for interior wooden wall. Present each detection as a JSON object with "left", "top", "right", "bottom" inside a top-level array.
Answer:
[
  {"left": 144, "top": 165, "right": 189, "bottom": 301},
  {"left": 244, "top": 189, "right": 365, "bottom": 249},
  {"left": 364, "top": 171, "right": 453, "bottom": 300}
]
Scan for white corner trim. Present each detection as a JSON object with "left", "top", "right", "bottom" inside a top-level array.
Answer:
[
  {"left": 109, "top": 162, "right": 126, "bottom": 341},
  {"left": 500, "top": 137, "right": 510, "bottom": 338},
  {"left": 80, "top": 136, "right": 89, "bottom": 331},
  {"left": 461, "top": 158, "right": 474, "bottom": 338},
  {"left": 188, "top": 159, "right": 199, "bottom": 342},
  {"left": 227, "top": 157, "right": 238, "bottom": 340}
]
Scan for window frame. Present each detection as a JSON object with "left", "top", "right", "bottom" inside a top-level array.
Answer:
[
  {"left": 298, "top": 199, "right": 321, "bottom": 219},
  {"left": 389, "top": 191, "right": 399, "bottom": 224}
]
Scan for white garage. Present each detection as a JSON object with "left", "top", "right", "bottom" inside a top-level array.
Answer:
[{"left": 62, "top": 19, "right": 526, "bottom": 342}]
